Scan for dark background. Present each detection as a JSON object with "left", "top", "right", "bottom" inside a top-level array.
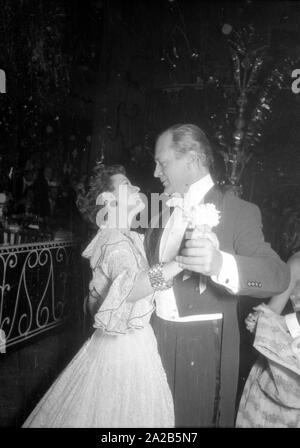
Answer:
[{"left": 1, "top": 0, "right": 300, "bottom": 213}]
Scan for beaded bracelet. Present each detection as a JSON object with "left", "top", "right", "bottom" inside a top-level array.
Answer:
[{"left": 148, "top": 263, "right": 173, "bottom": 291}]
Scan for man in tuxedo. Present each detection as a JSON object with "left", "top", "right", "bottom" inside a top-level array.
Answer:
[{"left": 144, "top": 123, "right": 290, "bottom": 427}]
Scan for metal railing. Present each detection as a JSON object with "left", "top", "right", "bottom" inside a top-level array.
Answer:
[{"left": 0, "top": 240, "right": 82, "bottom": 352}]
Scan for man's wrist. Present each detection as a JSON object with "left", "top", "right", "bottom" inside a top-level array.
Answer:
[{"left": 211, "top": 251, "right": 239, "bottom": 294}]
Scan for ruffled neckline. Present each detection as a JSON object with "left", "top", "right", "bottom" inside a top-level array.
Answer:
[{"left": 82, "top": 228, "right": 144, "bottom": 262}]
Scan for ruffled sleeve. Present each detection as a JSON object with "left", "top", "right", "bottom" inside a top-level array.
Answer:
[
  {"left": 254, "top": 304, "right": 300, "bottom": 374},
  {"left": 253, "top": 304, "right": 300, "bottom": 408},
  {"left": 85, "top": 229, "right": 153, "bottom": 335}
]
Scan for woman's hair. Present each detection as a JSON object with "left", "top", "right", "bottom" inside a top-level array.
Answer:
[{"left": 85, "top": 164, "right": 126, "bottom": 224}]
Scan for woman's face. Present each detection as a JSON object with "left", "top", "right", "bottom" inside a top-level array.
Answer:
[{"left": 110, "top": 173, "right": 144, "bottom": 225}]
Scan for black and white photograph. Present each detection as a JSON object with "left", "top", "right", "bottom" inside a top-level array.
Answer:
[{"left": 0, "top": 0, "right": 300, "bottom": 431}]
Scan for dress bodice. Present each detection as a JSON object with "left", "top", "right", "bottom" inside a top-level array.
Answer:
[{"left": 82, "top": 229, "right": 154, "bottom": 334}]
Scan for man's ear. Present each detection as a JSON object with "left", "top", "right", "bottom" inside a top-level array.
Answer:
[
  {"left": 187, "top": 150, "right": 200, "bottom": 167},
  {"left": 191, "top": 148, "right": 208, "bottom": 168}
]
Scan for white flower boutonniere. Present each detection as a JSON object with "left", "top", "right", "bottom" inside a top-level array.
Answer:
[
  {"left": 183, "top": 203, "right": 220, "bottom": 229},
  {"left": 183, "top": 203, "right": 221, "bottom": 246}
]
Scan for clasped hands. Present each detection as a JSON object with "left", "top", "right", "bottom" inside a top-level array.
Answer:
[
  {"left": 245, "top": 304, "right": 289, "bottom": 334},
  {"left": 176, "top": 225, "right": 223, "bottom": 277}
]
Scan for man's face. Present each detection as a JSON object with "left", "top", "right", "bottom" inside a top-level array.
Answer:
[{"left": 154, "top": 132, "right": 191, "bottom": 195}]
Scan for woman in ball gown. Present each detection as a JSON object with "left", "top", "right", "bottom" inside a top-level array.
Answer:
[
  {"left": 22, "top": 164, "right": 181, "bottom": 428},
  {"left": 236, "top": 252, "right": 300, "bottom": 428}
]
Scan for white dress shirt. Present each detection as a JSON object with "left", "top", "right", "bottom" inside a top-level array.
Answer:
[{"left": 155, "top": 174, "right": 239, "bottom": 322}]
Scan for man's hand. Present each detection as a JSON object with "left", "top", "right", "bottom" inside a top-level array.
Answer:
[{"left": 176, "top": 236, "right": 223, "bottom": 277}]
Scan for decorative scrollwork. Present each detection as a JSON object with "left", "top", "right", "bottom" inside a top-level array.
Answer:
[
  {"left": 38, "top": 249, "right": 50, "bottom": 267},
  {"left": 27, "top": 250, "right": 39, "bottom": 269},
  {"left": 56, "top": 247, "right": 67, "bottom": 263},
  {"left": 18, "top": 312, "right": 31, "bottom": 336},
  {"left": 8, "top": 253, "right": 18, "bottom": 269},
  {"left": 0, "top": 240, "right": 81, "bottom": 351}
]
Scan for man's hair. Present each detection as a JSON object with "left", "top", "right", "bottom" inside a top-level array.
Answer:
[{"left": 161, "top": 123, "right": 214, "bottom": 169}]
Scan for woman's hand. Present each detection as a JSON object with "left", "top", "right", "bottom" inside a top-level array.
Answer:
[{"left": 245, "top": 311, "right": 259, "bottom": 333}]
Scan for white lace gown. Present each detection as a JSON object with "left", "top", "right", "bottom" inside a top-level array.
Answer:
[{"left": 22, "top": 229, "right": 174, "bottom": 428}]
